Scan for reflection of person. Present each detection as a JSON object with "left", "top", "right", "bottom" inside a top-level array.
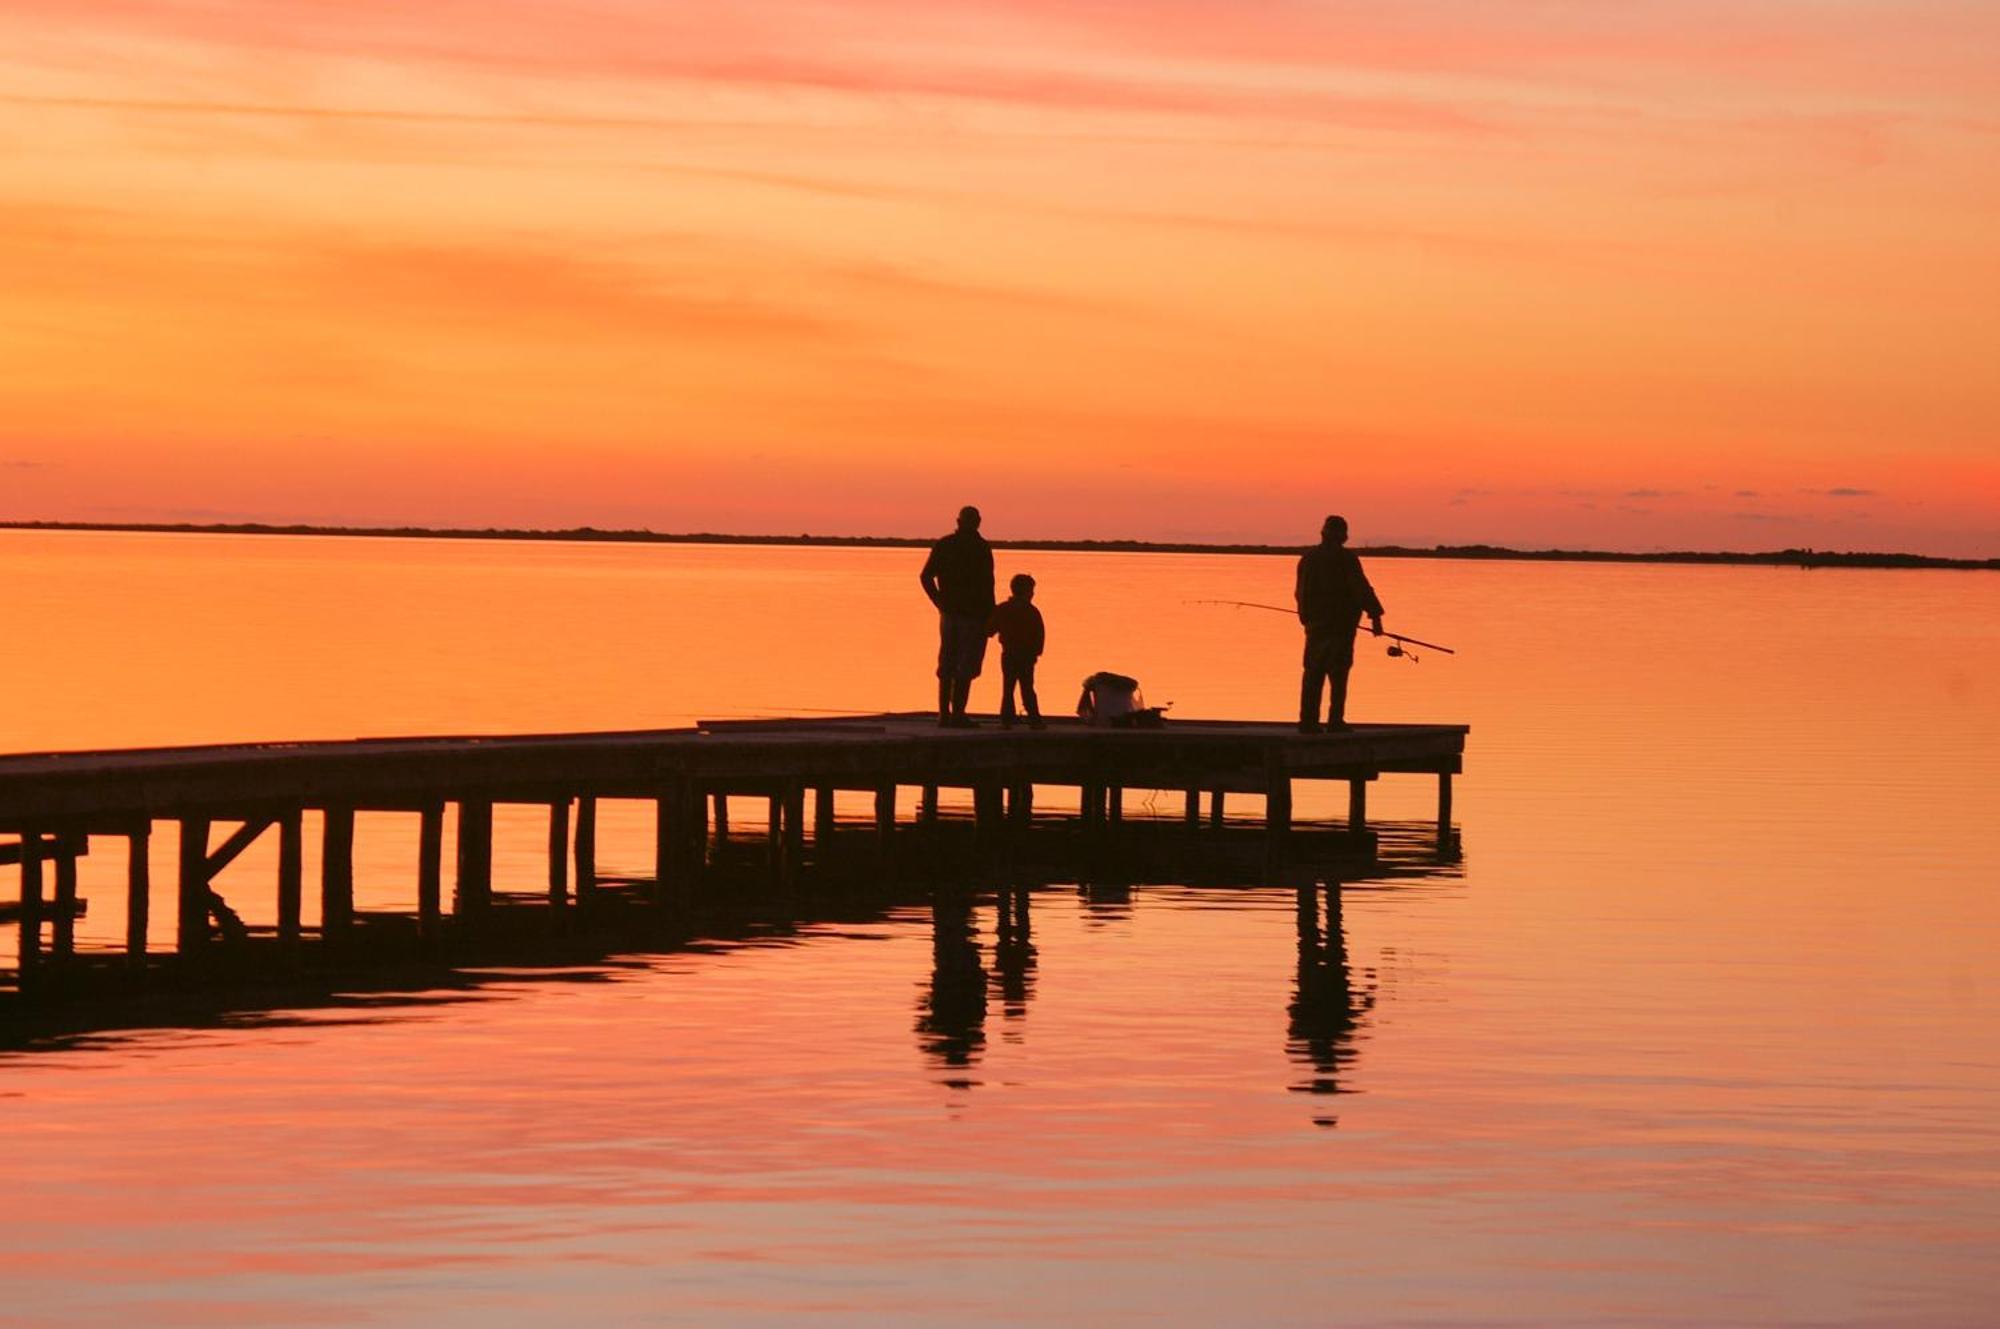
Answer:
[
  {"left": 991, "top": 886, "right": 1038, "bottom": 1024},
  {"left": 1294, "top": 515, "right": 1384, "bottom": 733},
  {"left": 1288, "top": 881, "right": 1374, "bottom": 1126},
  {"left": 920, "top": 505, "right": 996, "bottom": 728},
  {"left": 987, "top": 573, "right": 1046, "bottom": 730},
  {"left": 916, "top": 891, "right": 988, "bottom": 1073}
]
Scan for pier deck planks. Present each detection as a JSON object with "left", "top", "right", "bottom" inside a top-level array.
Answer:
[{"left": 0, "top": 715, "right": 1466, "bottom": 828}]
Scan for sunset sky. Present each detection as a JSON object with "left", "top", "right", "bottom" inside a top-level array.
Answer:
[{"left": 2, "top": 1, "right": 1995, "bottom": 555}]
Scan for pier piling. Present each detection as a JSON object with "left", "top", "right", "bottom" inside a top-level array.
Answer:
[
  {"left": 548, "top": 800, "right": 570, "bottom": 909},
  {"left": 127, "top": 826, "right": 151, "bottom": 963},
  {"left": 275, "top": 812, "right": 302, "bottom": 947},
  {"left": 574, "top": 796, "right": 597, "bottom": 904},
  {"left": 176, "top": 818, "right": 209, "bottom": 959},
  {"left": 455, "top": 800, "right": 492, "bottom": 917},
  {"left": 322, "top": 807, "right": 356, "bottom": 939},
  {"left": 19, "top": 831, "right": 44, "bottom": 979},
  {"left": 417, "top": 804, "right": 443, "bottom": 939},
  {"left": 52, "top": 842, "right": 78, "bottom": 960}
]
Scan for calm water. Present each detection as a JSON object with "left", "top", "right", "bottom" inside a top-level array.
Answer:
[{"left": 3, "top": 530, "right": 1998, "bottom": 1327}]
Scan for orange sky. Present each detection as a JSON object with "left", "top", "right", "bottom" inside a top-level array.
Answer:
[{"left": 1, "top": 1, "right": 1995, "bottom": 555}]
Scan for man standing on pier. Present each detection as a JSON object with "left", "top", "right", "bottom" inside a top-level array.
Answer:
[
  {"left": 1296, "top": 515, "right": 1384, "bottom": 733},
  {"left": 921, "top": 505, "right": 996, "bottom": 727}
]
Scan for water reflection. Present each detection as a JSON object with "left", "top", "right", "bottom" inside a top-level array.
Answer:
[
  {"left": 915, "top": 889, "right": 987, "bottom": 1081},
  {"left": 1077, "top": 878, "right": 1133, "bottom": 923},
  {"left": 990, "top": 886, "right": 1037, "bottom": 1029},
  {"left": 1288, "top": 881, "right": 1375, "bottom": 1127}
]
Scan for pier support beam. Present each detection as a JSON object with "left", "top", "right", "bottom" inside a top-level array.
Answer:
[
  {"left": 1184, "top": 789, "right": 1200, "bottom": 826},
  {"left": 574, "top": 797, "right": 597, "bottom": 904},
  {"left": 276, "top": 812, "right": 302, "bottom": 947},
  {"left": 875, "top": 785, "right": 896, "bottom": 875},
  {"left": 920, "top": 785, "right": 940, "bottom": 824},
  {"left": 655, "top": 790, "right": 680, "bottom": 910},
  {"left": 1437, "top": 772, "right": 1454, "bottom": 842},
  {"left": 783, "top": 783, "right": 806, "bottom": 882},
  {"left": 815, "top": 786, "right": 837, "bottom": 849},
  {"left": 417, "top": 804, "right": 443, "bottom": 939},
  {"left": 765, "top": 793, "right": 785, "bottom": 880},
  {"left": 1347, "top": 778, "right": 1369, "bottom": 837},
  {"left": 1265, "top": 757, "right": 1292, "bottom": 879},
  {"left": 1267, "top": 772, "right": 1293, "bottom": 837},
  {"left": 1081, "top": 783, "right": 1104, "bottom": 833},
  {"left": 711, "top": 792, "right": 729, "bottom": 844},
  {"left": 657, "top": 780, "right": 703, "bottom": 913},
  {"left": 548, "top": 799, "right": 570, "bottom": 909},
  {"left": 52, "top": 839, "right": 78, "bottom": 961},
  {"left": 176, "top": 817, "right": 209, "bottom": 958},
  {"left": 18, "top": 831, "right": 44, "bottom": 980},
  {"left": 127, "top": 824, "right": 151, "bottom": 964},
  {"left": 322, "top": 807, "right": 356, "bottom": 939},
  {"left": 1209, "top": 791, "right": 1226, "bottom": 829},
  {"left": 455, "top": 800, "right": 492, "bottom": 916}
]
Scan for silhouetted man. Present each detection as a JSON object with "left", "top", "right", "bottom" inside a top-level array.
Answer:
[
  {"left": 1295, "top": 515, "right": 1383, "bottom": 732},
  {"left": 920, "top": 505, "right": 995, "bottom": 727}
]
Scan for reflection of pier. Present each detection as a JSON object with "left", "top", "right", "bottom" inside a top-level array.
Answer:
[{"left": 0, "top": 714, "right": 1464, "bottom": 1005}]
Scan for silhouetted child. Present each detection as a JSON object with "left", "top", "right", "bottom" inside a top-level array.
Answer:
[{"left": 986, "top": 573, "right": 1045, "bottom": 729}]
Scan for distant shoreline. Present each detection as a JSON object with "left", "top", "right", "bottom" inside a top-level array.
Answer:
[{"left": 2, "top": 520, "right": 1993, "bottom": 571}]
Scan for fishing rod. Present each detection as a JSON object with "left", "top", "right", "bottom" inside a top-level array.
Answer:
[{"left": 1186, "top": 600, "right": 1457, "bottom": 656}]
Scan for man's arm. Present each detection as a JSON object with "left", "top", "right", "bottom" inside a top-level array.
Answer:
[
  {"left": 1352, "top": 556, "right": 1385, "bottom": 632},
  {"left": 1294, "top": 555, "right": 1311, "bottom": 624},
  {"left": 919, "top": 544, "right": 943, "bottom": 608}
]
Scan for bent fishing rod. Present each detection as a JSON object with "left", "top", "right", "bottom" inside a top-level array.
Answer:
[{"left": 1186, "top": 600, "right": 1456, "bottom": 655}]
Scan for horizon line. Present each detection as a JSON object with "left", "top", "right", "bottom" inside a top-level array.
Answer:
[{"left": 1, "top": 520, "right": 1993, "bottom": 571}]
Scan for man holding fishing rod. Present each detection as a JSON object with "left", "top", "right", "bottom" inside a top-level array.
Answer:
[{"left": 1296, "top": 514, "right": 1384, "bottom": 733}]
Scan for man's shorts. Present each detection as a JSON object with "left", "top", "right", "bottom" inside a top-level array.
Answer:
[
  {"left": 1302, "top": 626, "right": 1357, "bottom": 674},
  {"left": 937, "top": 613, "right": 989, "bottom": 680}
]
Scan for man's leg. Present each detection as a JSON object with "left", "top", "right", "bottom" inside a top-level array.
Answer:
[
  {"left": 1300, "top": 645, "right": 1326, "bottom": 729},
  {"left": 951, "top": 617, "right": 985, "bottom": 722},
  {"left": 937, "top": 616, "right": 954, "bottom": 722},
  {"left": 1326, "top": 658, "right": 1352, "bottom": 728}
]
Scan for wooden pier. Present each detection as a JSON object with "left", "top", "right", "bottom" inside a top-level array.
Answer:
[{"left": 0, "top": 714, "right": 1465, "bottom": 1002}]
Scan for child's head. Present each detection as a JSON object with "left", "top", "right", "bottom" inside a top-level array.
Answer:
[{"left": 1010, "top": 573, "right": 1036, "bottom": 600}]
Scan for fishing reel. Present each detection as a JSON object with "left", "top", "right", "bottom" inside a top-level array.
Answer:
[{"left": 1384, "top": 642, "right": 1418, "bottom": 664}]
